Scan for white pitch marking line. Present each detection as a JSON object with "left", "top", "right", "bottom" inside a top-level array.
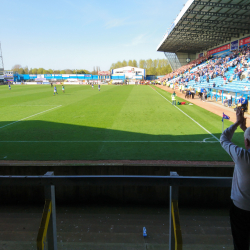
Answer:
[
  {"left": 0, "top": 141, "right": 219, "bottom": 143},
  {"left": 0, "top": 105, "right": 62, "bottom": 129},
  {"left": 151, "top": 87, "right": 220, "bottom": 142},
  {"left": 10, "top": 105, "right": 58, "bottom": 106},
  {"left": 203, "top": 137, "right": 215, "bottom": 142}
]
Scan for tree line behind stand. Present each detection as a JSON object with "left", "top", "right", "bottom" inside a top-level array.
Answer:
[
  {"left": 10, "top": 58, "right": 173, "bottom": 77},
  {"left": 10, "top": 65, "right": 101, "bottom": 75},
  {"left": 110, "top": 58, "right": 172, "bottom": 76}
]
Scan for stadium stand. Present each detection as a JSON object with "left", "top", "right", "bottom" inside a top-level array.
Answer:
[
  {"left": 157, "top": 0, "right": 250, "bottom": 111},
  {"left": 161, "top": 44, "right": 250, "bottom": 109}
]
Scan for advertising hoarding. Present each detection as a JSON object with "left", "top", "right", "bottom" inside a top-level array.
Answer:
[
  {"left": 207, "top": 44, "right": 230, "bottom": 56},
  {"left": 199, "top": 53, "right": 204, "bottom": 58},
  {"left": 239, "top": 36, "right": 250, "bottom": 46},
  {"left": 98, "top": 71, "right": 111, "bottom": 76},
  {"left": 231, "top": 40, "right": 239, "bottom": 51},
  {"left": 112, "top": 73, "right": 124, "bottom": 76},
  {"left": 35, "top": 78, "right": 46, "bottom": 81}
]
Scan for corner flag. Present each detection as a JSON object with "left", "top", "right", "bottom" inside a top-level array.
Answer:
[
  {"left": 222, "top": 113, "right": 230, "bottom": 132},
  {"left": 222, "top": 113, "right": 230, "bottom": 121}
]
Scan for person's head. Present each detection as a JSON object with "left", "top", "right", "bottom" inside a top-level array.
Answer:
[{"left": 244, "top": 127, "right": 250, "bottom": 150}]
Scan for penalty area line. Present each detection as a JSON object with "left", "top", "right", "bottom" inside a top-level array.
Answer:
[
  {"left": 10, "top": 105, "right": 60, "bottom": 106},
  {"left": 0, "top": 141, "right": 219, "bottom": 143},
  {"left": 151, "top": 87, "right": 220, "bottom": 142},
  {"left": 0, "top": 105, "right": 62, "bottom": 129}
]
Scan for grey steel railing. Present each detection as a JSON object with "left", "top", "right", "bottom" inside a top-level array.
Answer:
[{"left": 0, "top": 172, "right": 232, "bottom": 250}]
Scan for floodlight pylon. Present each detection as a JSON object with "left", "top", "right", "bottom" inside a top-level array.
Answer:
[
  {"left": 0, "top": 42, "right": 4, "bottom": 83},
  {"left": 0, "top": 42, "right": 4, "bottom": 69}
]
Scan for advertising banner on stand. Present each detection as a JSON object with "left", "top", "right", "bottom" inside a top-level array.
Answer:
[
  {"left": 239, "top": 36, "right": 250, "bottom": 47},
  {"left": 207, "top": 44, "right": 230, "bottom": 56},
  {"left": 231, "top": 40, "right": 239, "bottom": 51},
  {"left": 4, "top": 74, "right": 13, "bottom": 78},
  {"left": 98, "top": 71, "right": 111, "bottom": 76}
]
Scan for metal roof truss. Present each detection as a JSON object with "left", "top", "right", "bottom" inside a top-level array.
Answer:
[{"left": 157, "top": 0, "right": 250, "bottom": 54}]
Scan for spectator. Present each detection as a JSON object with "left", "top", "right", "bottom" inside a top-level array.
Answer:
[
  {"left": 171, "top": 91, "right": 176, "bottom": 105},
  {"left": 200, "top": 87, "right": 204, "bottom": 101},
  {"left": 191, "top": 89, "right": 195, "bottom": 99},
  {"left": 220, "top": 107, "right": 250, "bottom": 250},
  {"left": 223, "top": 76, "right": 227, "bottom": 85}
]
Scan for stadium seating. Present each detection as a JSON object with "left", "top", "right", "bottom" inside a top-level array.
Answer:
[{"left": 162, "top": 45, "right": 250, "bottom": 108}]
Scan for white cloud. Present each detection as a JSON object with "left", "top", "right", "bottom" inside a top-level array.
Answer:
[
  {"left": 123, "top": 34, "right": 147, "bottom": 47},
  {"left": 105, "top": 18, "right": 128, "bottom": 29}
]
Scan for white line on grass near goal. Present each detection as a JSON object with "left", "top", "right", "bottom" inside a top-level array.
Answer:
[
  {"left": 151, "top": 87, "right": 220, "bottom": 142},
  {"left": 0, "top": 141, "right": 218, "bottom": 143},
  {"left": 10, "top": 105, "right": 59, "bottom": 106},
  {"left": 0, "top": 105, "right": 62, "bottom": 129}
]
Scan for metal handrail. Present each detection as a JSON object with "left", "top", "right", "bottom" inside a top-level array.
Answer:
[
  {"left": 0, "top": 175, "right": 232, "bottom": 187},
  {"left": 0, "top": 174, "right": 233, "bottom": 250}
]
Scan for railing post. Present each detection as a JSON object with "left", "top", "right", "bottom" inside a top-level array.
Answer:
[
  {"left": 44, "top": 171, "right": 58, "bottom": 250},
  {"left": 169, "top": 171, "right": 179, "bottom": 250}
]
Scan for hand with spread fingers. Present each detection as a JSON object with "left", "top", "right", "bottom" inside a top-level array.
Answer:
[
  {"left": 236, "top": 107, "right": 244, "bottom": 126},
  {"left": 240, "top": 116, "right": 247, "bottom": 132}
]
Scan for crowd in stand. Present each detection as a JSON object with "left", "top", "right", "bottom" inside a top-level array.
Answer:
[
  {"left": 160, "top": 55, "right": 210, "bottom": 81},
  {"left": 161, "top": 44, "right": 250, "bottom": 87}
]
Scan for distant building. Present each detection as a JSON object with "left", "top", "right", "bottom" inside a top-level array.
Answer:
[
  {"left": 12, "top": 67, "right": 146, "bottom": 84},
  {"left": 4, "top": 70, "right": 13, "bottom": 83},
  {"left": 98, "top": 71, "right": 111, "bottom": 81},
  {"left": 111, "top": 66, "right": 145, "bottom": 81}
]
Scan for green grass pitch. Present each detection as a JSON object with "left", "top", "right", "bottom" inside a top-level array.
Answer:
[{"left": 0, "top": 84, "right": 242, "bottom": 161}]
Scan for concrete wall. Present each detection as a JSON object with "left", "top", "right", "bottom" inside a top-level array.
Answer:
[
  {"left": 0, "top": 165, "right": 233, "bottom": 207},
  {"left": 176, "top": 52, "right": 196, "bottom": 67}
]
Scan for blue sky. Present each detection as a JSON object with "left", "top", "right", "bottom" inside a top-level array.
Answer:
[{"left": 1, "top": 0, "right": 186, "bottom": 71}]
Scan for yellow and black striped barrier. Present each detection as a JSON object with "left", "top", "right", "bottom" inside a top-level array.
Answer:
[
  {"left": 37, "top": 199, "right": 52, "bottom": 250},
  {"left": 171, "top": 200, "right": 183, "bottom": 250}
]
